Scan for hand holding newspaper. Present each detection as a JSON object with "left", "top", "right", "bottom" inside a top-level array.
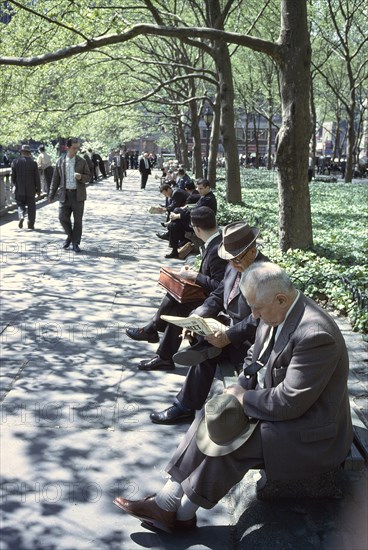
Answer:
[{"left": 160, "top": 314, "right": 227, "bottom": 336}]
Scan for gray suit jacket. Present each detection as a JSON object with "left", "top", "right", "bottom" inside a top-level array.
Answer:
[
  {"left": 49, "top": 155, "right": 90, "bottom": 203},
  {"left": 239, "top": 293, "right": 353, "bottom": 480}
]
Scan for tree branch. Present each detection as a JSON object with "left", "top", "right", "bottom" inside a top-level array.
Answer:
[{"left": 0, "top": 24, "right": 281, "bottom": 67}]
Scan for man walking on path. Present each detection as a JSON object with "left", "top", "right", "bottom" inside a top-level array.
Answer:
[
  {"left": 11, "top": 144, "right": 41, "bottom": 230},
  {"left": 49, "top": 138, "right": 90, "bottom": 253},
  {"left": 139, "top": 152, "right": 152, "bottom": 189}
]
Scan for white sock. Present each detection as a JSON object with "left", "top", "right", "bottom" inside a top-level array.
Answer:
[
  {"left": 176, "top": 494, "right": 199, "bottom": 521},
  {"left": 155, "top": 478, "right": 184, "bottom": 512}
]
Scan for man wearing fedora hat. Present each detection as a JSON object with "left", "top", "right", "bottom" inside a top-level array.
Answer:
[
  {"left": 113, "top": 263, "right": 353, "bottom": 533},
  {"left": 11, "top": 145, "right": 41, "bottom": 229},
  {"left": 150, "top": 221, "right": 268, "bottom": 425}
]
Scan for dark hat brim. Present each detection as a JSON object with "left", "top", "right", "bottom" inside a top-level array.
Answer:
[{"left": 218, "top": 226, "right": 259, "bottom": 260}]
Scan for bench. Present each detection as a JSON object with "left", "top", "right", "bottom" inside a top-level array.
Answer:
[{"left": 218, "top": 361, "right": 366, "bottom": 499}]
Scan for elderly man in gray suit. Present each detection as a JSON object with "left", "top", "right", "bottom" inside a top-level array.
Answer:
[
  {"left": 49, "top": 138, "right": 90, "bottom": 253},
  {"left": 113, "top": 262, "right": 353, "bottom": 533}
]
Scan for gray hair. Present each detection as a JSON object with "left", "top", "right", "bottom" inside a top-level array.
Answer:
[{"left": 240, "top": 262, "right": 294, "bottom": 302}]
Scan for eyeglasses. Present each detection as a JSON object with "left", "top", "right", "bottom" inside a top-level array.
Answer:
[{"left": 230, "top": 248, "right": 250, "bottom": 264}]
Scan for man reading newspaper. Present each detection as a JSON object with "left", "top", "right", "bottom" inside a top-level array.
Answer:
[{"left": 150, "top": 221, "right": 270, "bottom": 425}]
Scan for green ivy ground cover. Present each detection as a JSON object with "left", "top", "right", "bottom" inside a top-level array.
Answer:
[{"left": 215, "top": 169, "right": 368, "bottom": 333}]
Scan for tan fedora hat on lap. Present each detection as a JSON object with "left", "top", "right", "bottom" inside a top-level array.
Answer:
[
  {"left": 196, "top": 394, "right": 259, "bottom": 457},
  {"left": 218, "top": 221, "right": 259, "bottom": 260}
]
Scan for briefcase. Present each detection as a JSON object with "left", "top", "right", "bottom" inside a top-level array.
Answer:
[{"left": 158, "top": 267, "right": 207, "bottom": 304}]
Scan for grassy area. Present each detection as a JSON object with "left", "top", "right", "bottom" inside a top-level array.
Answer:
[{"left": 215, "top": 169, "right": 368, "bottom": 333}]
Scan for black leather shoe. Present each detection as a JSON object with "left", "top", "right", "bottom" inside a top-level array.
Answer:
[
  {"left": 72, "top": 243, "right": 81, "bottom": 253},
  {"left": 139, "top": 355, "right": 175, "bottom": 371},
  {"left": 150, "top": 404, "right": 194, "bottom": 424},
  {"left": 126, "top": 327, "right": 159, "bottom": 343},
  {"left": 62, "top": 239, "right": 71, "bottom": 250},
  {"left": 173, "top": 342, "right": 222, "bottom": 366},
  {"left": 28, "top": 225, "right": 35, "bottom": 230},
  {"left": 18, "top": 218, "right": 24, "bottom": 228},
  {"left": 165, "top": 250, "right": 179, "bottom": 259},
  {"left": 156, "top": 232, "right": 169, "bottom": 240}
]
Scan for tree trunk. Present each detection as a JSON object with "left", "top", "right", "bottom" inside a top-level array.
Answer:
[
  {"left": 214, "top": 40, "right": 241, "bottom": 203},
  {"left": 267, "top": 95, "right": 274, "bottom": 170},
  {"left": 276, "top": 0, "right": 313, "bottom": 250},
  {"left": 208, "top": 94, "right": 221, "bottom": 187},
  {"left": 310, "top": 78, "right": 317, "bottom": 177},
  {"left": 345, "top": 107, "right": 355, "bottom": 183},
  {"left": 189, "top": 101, "right": 203, "bottom": 179}
]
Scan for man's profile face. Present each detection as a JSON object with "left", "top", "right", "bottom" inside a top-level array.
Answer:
[{"left": 67, "top": 143, "right": 80, "bottom": 158}]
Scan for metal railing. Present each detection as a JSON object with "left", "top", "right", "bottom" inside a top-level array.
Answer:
[{"left": 0, "top": 168, "right": 15, "bottom": 215}]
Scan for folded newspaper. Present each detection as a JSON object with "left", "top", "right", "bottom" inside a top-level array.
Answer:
[{"left": 160, "top": 314, "right": 227, "bottom": 336}]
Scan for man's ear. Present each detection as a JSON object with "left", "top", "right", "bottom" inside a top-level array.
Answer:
[{"left": 276, "top": 293, "right": 288, "bottom": 306}]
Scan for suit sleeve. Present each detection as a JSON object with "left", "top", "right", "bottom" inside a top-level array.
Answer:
[
  {"left": 191, "top": 280, "right": 225, "bottom": 317},
  {"left": 226, "top": 314, "right": 258, "bottom": 348},
  {"left": 195, "top": 253, "right": 227, "bottom": 295},
  {"left": 49, "top": 161, "right": 61, "bottom": 200},
  {"left": 34, "top": 161, "right": 41, "bottom": 193},
  {"left": 243, "top": 330, "right": 340, "bottom": 421},
  {"left": 78, "top": 158, "right": 91, "bottom": 184}
]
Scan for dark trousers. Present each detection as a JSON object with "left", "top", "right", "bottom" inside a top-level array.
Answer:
[
  {"left": 168, "top": 219, "right": 191, "bottom": 250},
  {"left": 114, "top": 168, "right": 123, "bottom": 189},
  {"left": 146, "top": 294, "right": 203, "bottom": 360},
  {"left": 176, "top": 342, "right": 249, "bottom": 411},
  {"left": 44, "top": 166, "right": 54, "bottom": 194},
  {"left": 59, "top": 190, "right": 85, "bottom": 244},
  {"left": 98, "top": 160, "right": 107, "bottom": 178},
  {"left": 140, "top": 172, "right": 149, "bottom": 189},
  {"left": 166, "top": 411, "right": 263, "bottom": 509},
  {"left": 16, "top": 195, "right": 36, "bottom": 227}
]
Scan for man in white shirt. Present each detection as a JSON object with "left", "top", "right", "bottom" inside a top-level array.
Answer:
[{"left": 49, "top": 138, "right": 91, "bottom": 253}]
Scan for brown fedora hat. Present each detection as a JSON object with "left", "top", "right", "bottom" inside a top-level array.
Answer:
[
  {"left": 196, "top": 394, "right": 259, "bottom": 457},
  {"left": 218, "top": 221, "right": 259, "bottom": 260}
]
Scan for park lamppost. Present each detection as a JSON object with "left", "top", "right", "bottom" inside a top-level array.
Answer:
[{"left": 203, "top": 107, "right": 213, "bottom": 179}]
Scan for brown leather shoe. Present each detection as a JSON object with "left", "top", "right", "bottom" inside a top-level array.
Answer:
[{"left": 113, "top": 495, "right": 175, "bottom": 533}]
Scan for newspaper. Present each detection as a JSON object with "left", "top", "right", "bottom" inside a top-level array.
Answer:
[{"left": 160, "top": 314, "right": 227, "bottom": 336}]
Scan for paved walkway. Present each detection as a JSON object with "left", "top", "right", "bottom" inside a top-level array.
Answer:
[{"left": 0, "top": 171, "right": 367, "bottom": 550}]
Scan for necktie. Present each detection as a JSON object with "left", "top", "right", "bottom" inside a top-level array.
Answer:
[
  {"left": 243, "top": 326, "right": 277, "bottom": 378},
  {"left": 227, "top": 272, "right": 241, "bottom": 305}
]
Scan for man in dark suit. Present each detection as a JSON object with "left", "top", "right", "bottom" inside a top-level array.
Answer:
[
  {"left": 139, "top": 152, "right": 152, "bottom": 189},
  {"left": 126, "top": 207, "right": 227, "bottom": 371},
  {"left": 11, "top": 145, "right": 41, "bottom": 230},
  {"left": 150, "top": 222, "right": 267, "bottom": 424},
  {"left": 49, "top": 138, "right": 91, "bottom": 253},
  {"left": 114, "top": 263, "right": 353, "bottom": 534},
  {"left": 112, "top": 148, "right": 127, "bottom": 190},
  {"left": 162, "top": 179, "right": 217, "bottom": 259}
]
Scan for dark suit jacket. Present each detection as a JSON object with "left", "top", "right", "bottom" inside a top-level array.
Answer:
[
  {"left": 139, "top": 157, "right": 151, "bottom": 175},
  {"left": 49, "top": 155, "right": 90, "bottom": 203},
  {"left": 11, "top": 157, "right": 41, "bottom": 198},
  {"left": 193, "top": 252, "right": 268, "bottom": 349},
  {"left": 240, "top": 293, "right": 353, "bottom": 480},
  {"left": 196, "top": 191, "right": 217, "bottom": 214},
  {"left": 167, "top": 188, "right": 189, "bottom": 212},
  {"left": 195, "top": 234, "right": 227, "bottom": 295}
]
